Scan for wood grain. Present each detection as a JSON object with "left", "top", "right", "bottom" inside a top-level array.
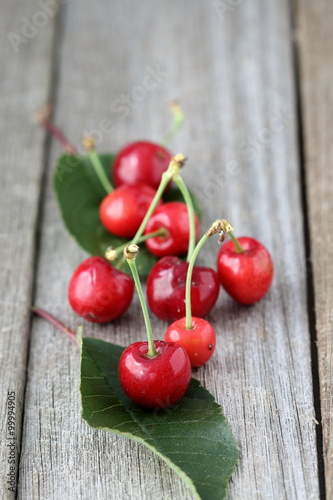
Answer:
[
  {"left": 0, "top": 2, "right": 56, "bottom": 498},
  {"left": 296, "top": 0, "right": 333, "bottom": 497},
  {"left": 16, "top": 1, "right": 320, "bottom": 499}
]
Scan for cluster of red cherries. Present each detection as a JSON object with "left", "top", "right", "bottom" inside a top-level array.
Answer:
[{"left": 67, "top": 140, "right": 274, "bottom": 410}]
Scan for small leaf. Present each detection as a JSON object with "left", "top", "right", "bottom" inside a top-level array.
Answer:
[{"left": 81, "top": 337, "right": 238, "bottom": 500}]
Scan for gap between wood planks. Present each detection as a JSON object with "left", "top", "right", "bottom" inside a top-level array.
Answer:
[
  {"left": 290, "top": 1, "right": 326, "bottom": 498},
  {"left": 15, "top": 6, "right": 65, "bottom": 498}
]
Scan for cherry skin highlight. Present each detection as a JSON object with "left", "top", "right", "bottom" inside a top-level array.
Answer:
[
  {"left": 99, "top": 182, "right": 161, "bottom": 239},
  {"left": 165, "top": 317, "right": 216, "bottom": 368},
  {"left": 146, "top": 256, "right": 220, "bottom": 322},
  {"left": 144, "top": 201, "right": 200, "bottom": 257},
  {"left": 118, "top": 340, "right": 191, "bottom": 409},
  {"left": 217, "top": 237, "right": 274, "bottom": 304},
  {"left": 68, "top": 256, "right": 134, "bottom": 323},
  {"left": 112, "top": 141, "right": 172, "bottom": 190}
]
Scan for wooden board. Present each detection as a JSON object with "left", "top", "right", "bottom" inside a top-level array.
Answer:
[
  {"left": 0, "top": 2, "right": 56, "bottom": 499},
  {"left": 296, "top": 0, "right": 333, "bottom": 497},
  {"left": 0, "top": 0, "right": 321, "bottom": 498}
]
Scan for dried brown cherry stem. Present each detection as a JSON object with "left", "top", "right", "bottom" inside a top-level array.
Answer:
[
  {"left": 34, "top": 105, "right": 77, "bottom": 155},
  {"left": 31, "top": 307, "right": 79, "bottom": 345}
]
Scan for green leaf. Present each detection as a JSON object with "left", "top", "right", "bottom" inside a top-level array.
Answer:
[
  {"left": 53, "top": 153, "right": 157, "bottom": 277},
  {"left": 81, "top": 337, "right": 238, "bottom": 500},
  {"left": 53, "top": 153, "right": 119, "bottom": 255}
]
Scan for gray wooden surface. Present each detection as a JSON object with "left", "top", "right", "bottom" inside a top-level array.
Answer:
[
  {"left": 0, "top": 1, "right": 330, "bottom": 499},
  {"left": 297, "top": 1, "right": 333, "bottom": 498}
]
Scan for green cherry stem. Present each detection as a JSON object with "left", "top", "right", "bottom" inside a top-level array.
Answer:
[
  {"left": 161, "top": 101, "right": 184, "bottom": 147},
  {"left": 131, "top": 172, "right": 170, "bottom": 243},
  {"left": 124, "top": 245, "right": 157, "bottom": 358},
  {"left": 185, "top": 219, "right": 234, "bottom": 330},
  {"left": 115, "top": 173, "right": 170, "bottom": 270},
  {"left": 89, "top": 150, "right": 114, "bottom": 193},
  {"left": 106, "top": 228, "right": 167, "bottom": 263},
  {"left": 116, "top": 154, "right": 187, "bottom": 269},
  {"left": 229, "top": 231, "right": 244, "bottom": 253},
  {"left": 83, "top": 136, "right": 113, "bottom": 194},
  {"left": 132, "top": 153, "right": 187, "bottom": 244},
  {"left": 173, "top": 174, "right": 196, "bottom": 262}
]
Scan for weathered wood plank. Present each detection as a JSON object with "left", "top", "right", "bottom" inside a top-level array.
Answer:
[
  {"left": 296, "top": 0, "right": 333, "bottom": 497},
  {"left": 18, "top": 1, "right": 319, "bottom": 499},
  {"left": 0, "top": 1, "right": 56, "bottom": 498}
]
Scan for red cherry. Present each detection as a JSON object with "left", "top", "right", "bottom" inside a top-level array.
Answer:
[
  {"left": 217, "top": 237, "right": 274, "bottom": 304},
  {"left": 99, "top": 182, "right": 161, "bottom": 239},
  {"left": 68, "top": 256, "right": 134, "bottom": 322},
  {"left": 118, "top": 340, "right": 191, "bottom": 409},
  {"left": 112, "top": 141, "right": 172, "bottom": 190},
  {"left": 144, "top": 202, "right": 200, "bottom": 257},
  {"left": 146, "top": 256, "right": 220, "bottom": 322},
  {"left": 165, "top": 317, "right": 216, "bottom": 368}
]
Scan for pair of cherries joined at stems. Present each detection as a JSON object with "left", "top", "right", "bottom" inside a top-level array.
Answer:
[{"left": 118, "top": 222, "right": 226, "bottom": 409}]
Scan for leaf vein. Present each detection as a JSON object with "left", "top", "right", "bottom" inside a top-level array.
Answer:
[{"left": 91, "top": 403, "right": 123, "bottom": 415}]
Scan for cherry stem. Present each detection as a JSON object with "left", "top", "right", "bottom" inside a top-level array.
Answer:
[
  {"left": 124, "top": 246, "right": 157, "bottom": 358},
  {"left": 35, "top": 106, "right": 77, "bottom": 155},
  {"left": 88, "top": 148, "right": 113, "bottom": 193},
  {"left": 185, "top": 219, "right": 234, "bottom": 330},
  {"left": 81, "top": 137, "right": 113, "bottom": 193},
  {"left": 131, "top": 153, "right": 186, "bottom": 245},
  {"left": 132, "top": 173, "right": 170, "bottom": 243},
  {"left": 173, "top": 175, "right": 196, "bottom": 262},
  {"left": 31, "top": 307, "right": 79, "bottom": 345},
  {"left": 116, "top": 154, "right": 185, "bottom": 269},
  {"left": 161, "top": 101, "right": 184, "bottom": 147},
  {"left": 184, "top": 234, "right": 208, "bottom": 330},
  {"left": 229, "top": 231, "right": 244, "bottom": 253},
  {"left": 110, "top": 228, "right": 167, "bottom": 263}
]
